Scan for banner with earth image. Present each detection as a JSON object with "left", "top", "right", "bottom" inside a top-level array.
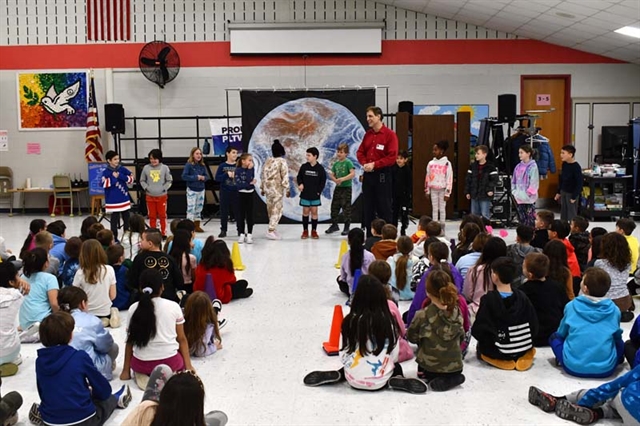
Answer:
[{"left": 241, "top": 89, "right": 375, "bottom": 223}]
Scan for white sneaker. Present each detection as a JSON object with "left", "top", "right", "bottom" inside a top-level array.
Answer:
[
  {"left": 238, "top": 234, "right": 245, "bottom": 244},
  {"left": 266, "top": 231, "right": 278, "bottom": 240},
  {"left": 109, "top": 307, "right": 121, "bottom": 328},
  {"left": 19, "top": 322, "right": 40, "bottom": 343},
  {"left": 218, "top": 318, "right": 228, "bottom": 329},
  {"left": 245, "top": 234, "right": 253, "bottom": 244}
]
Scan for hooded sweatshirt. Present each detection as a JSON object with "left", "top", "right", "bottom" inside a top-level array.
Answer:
[
  {"left": 0, "top": 287, "right": 23, "bottom": 364},
  {"left": 519, "top": 279, "right": 569, "bottom": 347},
  {"left": 49, "top": 234, "right": 68, "bottom": 264},
  {"left": 578, "top": 365, "right": 640, "bottom": 423},
  {"left": 560, "top": 238, "right": 582, "bottom": 277},
  {"left": 507, "top": 243, "right": 541, "bottom": 287},
  {"left": 140, "top": 163, "right": 173, "bottom": 196},
  {"left": 424, "top": 156, "right": 453, "bottom": 196},
  {"left": 556, "top": 295, "right": 623, "bottom": 376},
  {"left": 407, "top": 303, "right": 464, "bottom": 373},
  {"left": 568, "top": 232, "right": 590, "bottom": 273},
  {"left": 511, "top": 160, "right": 539, "bottom": 204},
  {"left": 371, "top": 240, "right": 397, "bottom": 261},
  {"left": 69, "top": 309, "right": 116, "bottom": 380},
  {"left": 471, "top": 289, "right": 539, "bottom": 360},
  {"left": 36, "top": 345, "right": 113, "bottom": 425}
]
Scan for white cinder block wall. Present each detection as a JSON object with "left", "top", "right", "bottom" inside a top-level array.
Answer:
[{"left": 1, "top": 0, "right": 639, "bottom": 208}]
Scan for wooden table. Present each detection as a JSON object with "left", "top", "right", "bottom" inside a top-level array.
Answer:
[{"left": 8, "top": 187, "right": 88, "bottom": 216}]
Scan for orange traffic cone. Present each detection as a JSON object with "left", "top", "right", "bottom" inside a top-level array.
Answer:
[
  {"left": 322, "top": 305, "right": 344, "bottom": 356},
  {"left": 334, "top": 239, "right": 348, "bottom": 269},
  {"left": 231, "top": 242, "right": 246, "bottom": 271}
]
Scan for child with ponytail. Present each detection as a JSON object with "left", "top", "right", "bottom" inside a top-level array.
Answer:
[
  {"left": 387, "top": 236, "right": 418, "bottom": 301},
  {"left": 337, "top": 228, "right": 375, "bottom": 297},
  {"left": 18, "top": 248, "right": 59, "bottom": 332},
  {"left": 58, "top": 286, "right": 119, "bottom": 380},
  {"left": 407, "top": 269, "right": 465, "bottom": 391},
  {"left": 121, "top": 269, "right": 193, "bottom": 388},
  {"left": 406, "top": 241, "right": 463, "bottom": 326},
  {"left": 19, "top": 219, "right": 46, "bottom": 259},
  {"left": 304, "top": 275, "right": 427, "bottom": 393},
  {"left": 184, "top": 291, "right": 222, "bottom": 357}
]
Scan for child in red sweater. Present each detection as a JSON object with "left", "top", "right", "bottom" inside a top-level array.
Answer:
[{"left": 193, "top": 237, "right": 253, "bottom": 303}]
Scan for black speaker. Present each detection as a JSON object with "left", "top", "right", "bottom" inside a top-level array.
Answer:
[
  {"left": 498, "top": 94, "right": 517, "bottom": 123},
  {"left": 398, "top": 101, "right": 414, "bottom": 115},
  {"left": 104, "top": 103, "right": 125, "bottom": 134}
]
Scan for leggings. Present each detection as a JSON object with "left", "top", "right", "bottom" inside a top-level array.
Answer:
[
  {"left": 186, "top": 188, "right": 205, "bottom": 221},
  {"left": 110, "top": 210, "right": 130, "bottom": 242},
  {"left": 429, "top": 189, "right": 446, "bottom": 223},
  {"left": 146, "top": 194, "right": 168, "bottom": 235},
  {"left": 237, "top": 192, "right": 254, "bottom": 234},
  {"left": 516, "top": 203, "right": 536, "bottom": 227}
]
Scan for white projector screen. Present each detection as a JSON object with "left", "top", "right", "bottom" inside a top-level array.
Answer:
[{"left": 229, "top": 23, "right": 383, "bottom": 54}]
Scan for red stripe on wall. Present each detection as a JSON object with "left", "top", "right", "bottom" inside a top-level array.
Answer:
[{"left": 0, "top": 39, "right": 623, "bottom": 70}]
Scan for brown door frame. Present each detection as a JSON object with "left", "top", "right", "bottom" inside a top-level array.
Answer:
[{"left": 520, "top": 75, "right": 572, "bottom": 145}]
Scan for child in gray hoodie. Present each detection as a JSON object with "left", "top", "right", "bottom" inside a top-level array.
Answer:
[
  {"left": 507, "top": 225, "right": 541, "bottom": 288},
  {"left": 140, "top": 149, "right": 173, "bottom": 237}
]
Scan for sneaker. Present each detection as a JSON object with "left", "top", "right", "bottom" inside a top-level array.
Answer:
[
  {"left": 555, "top": 399, "right": 598, "bottom": 424},
  {"left": 0, "top": 391, "right": 22, "bottom": 420},
  {"left": 218, "top": 231, "right": 227, "bottom": 238},
  {"left": 19, "top": 322, "right": 40, "bottom": 344},
  {"left": 238, "top": 234, "right": 245, "bottom": 244},
  {"left": 301, "top": 230, "right": 309, "bottom": 239},
  {"left": 325, "top": 224, "right": 340, "bottom": 234},
  {"left": 134, "top": 372, "right": 150, "bottom": 390},
  {"left": 109, "top": 307, "right": 121, "bottom": 328},
  {"left": 176, "top": 290, "right": 187, "bottom": 302},
  {"left": 29, "top": 403, "right": 43, "bottom": 426},
  {"left": 388, "top": 377, "right": 428, "bottom": 394},
  {"left": 218, "top": 318, "right": 228, "bottom": 329},
  {"left": 528, "top": 386, "right": 557, "bottom": 413},
  {"left": 341, "top": 226, "right": 350, "bottom": 236},
  {"left": 311, "top": 230, "right": 319, "bottom": 239},
  {"left": 245, "top": 234, "right": 253, "bottom": 244},
  {"left": 117, "top": 385, "right": 132, "bottom": 408},
  {"left": 303, "top": 370, "right": 342, "bottom": 386},
  {"left": 204, "top": 410, "right": 229, "bottom": 426},
  {"left": 621, "top": 310, "right": 635, "bottom": 323},
  {"left": 212, "top": 299, "right": 223, "bottom": 313},
  {"left": 101, "top": 318, "right": 110, "bottom": 328},
  {"left": 429, "top": 374, "right": 465, "bottom": 392},
  {"left": 0, "top": 363, "right": 19, "bottom": 377},
  {"left": 4, "top": 412, "right": 18, "bottom": 426},
  {"left": 266, "top": 231, "right": 279, "bottom": 240}
]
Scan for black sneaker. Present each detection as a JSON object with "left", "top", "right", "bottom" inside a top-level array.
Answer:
[
  {"left": 621, "top": 311, "right": 635, "bottom": 323},
  {"left": 325, "top": 224, "right": 340, "bottom": 234},
  {"left": 303, "top": 370, "right": 342, "bottom": 386},
  {"left": 29, "top": 403, "right": 43, "bottom": 425},
  {"left": 388, "top": 377, "right": 428, "bottom": 394},
  {"left": 341, "top": 223, "right": 350, "bottom": 236},
  {"left": 555, "top": 399, "right": 597, "bottom": 424},
  {"left": 528, "top": 386, "right": 557, "bottom": 412},
  {"left": 218, "top": 231, "right": 227, "bottom": 238},
  {"left": 243, "top": 288, "right": 253, "bottom": 298},
  {"left": 429, "top": 374, "right": 465, "bottom": 392}
]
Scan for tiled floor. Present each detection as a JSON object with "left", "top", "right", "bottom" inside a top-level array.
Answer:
[{"left": 0, "top": 215, "right": 636, "bottom": 425}]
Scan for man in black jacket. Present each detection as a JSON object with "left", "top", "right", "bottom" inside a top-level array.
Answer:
[{"left": 464, "top": 145, "right": 498, "bottom": 220}]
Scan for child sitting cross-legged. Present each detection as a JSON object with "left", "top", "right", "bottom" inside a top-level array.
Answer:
[
  {"left": 407, "top": 268, "right": 466, "bottom": 391},
  {"left": 337, "top": 228, "right": 375, "bottom": 298},
  {"left": 528, "top": 365, "right": 639, "bottom": 425},
  {"left": 184, "top": 291, "right": 223, "bottom": 358},
  {"left": 519, "top": 253, "right": 569, "bottom": 347},
  {"left": 0, "top": 262, "right": 28, "bottom": 377},
  {"left": 58, "top": 286, "right": 119, "bottom": 381},
  {"left": 59, "top": 237, "right": 82, "bottom": 287},
  {"left": 29, "top": 311, "right": 131, "bottom": 426},
  {"left": 303, "top": 275, "right": 427, "bottom": 394},
  {"left": 120, "top": 269, "right": 194, "bottom": 390},
  {"left": 471, "top": 257, "right": 539, "bottom": 371},
  {"left": 549, "top": 267, "right": 624, "bottom": 378},
  {"left": 387, "top": 236, "right": 418, "bottom": 301},
  {"left": 371, "top": 224, "right": 398, "bottom": 261}
]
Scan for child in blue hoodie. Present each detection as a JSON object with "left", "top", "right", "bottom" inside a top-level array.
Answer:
[
  {"left": 30, "top": 311, "right": 131, "bottom": 426},
  {"left": 549, "top": 267, "right": 624, "bottom": 378},
  {"left": 528, "top": 365, "right": 640, "bottom": 424}
]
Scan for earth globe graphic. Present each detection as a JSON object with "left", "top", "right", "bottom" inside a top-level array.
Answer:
[{"left": 249, "top": 97, "right": 365, "bottom": 222}]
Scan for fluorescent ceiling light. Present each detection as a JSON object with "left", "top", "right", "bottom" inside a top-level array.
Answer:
[{"left": 614, "top": 26, "right": 640, "bottom": 39}]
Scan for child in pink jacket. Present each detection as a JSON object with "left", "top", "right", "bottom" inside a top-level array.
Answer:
[{"left": 425, "top": 140, "right": 453, "bottom": 224}]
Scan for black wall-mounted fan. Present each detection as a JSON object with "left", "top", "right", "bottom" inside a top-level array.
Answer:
[{"left": 139, "top": 41, "right": 180, "bottom": 88}]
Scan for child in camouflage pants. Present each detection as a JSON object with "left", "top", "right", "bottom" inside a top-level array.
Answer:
[{"left": 326, "top": 143, "right": 355, "bottom": 236}]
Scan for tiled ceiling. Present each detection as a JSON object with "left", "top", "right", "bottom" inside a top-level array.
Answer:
[{"left": 377, "top": 0, "right": 640, "bottom": 64}]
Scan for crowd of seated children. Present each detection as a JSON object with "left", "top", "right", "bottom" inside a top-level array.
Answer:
[
  {"left": 543, "top": 240, "right": 575, "bottom": 301},
  {"left": 455, "top": 233, "right": 491, "bottom": 281},
  {"left": 365, "top": 218, "right": 385, "bottom": 252},
  {"left": 372, "top": 224, "right": 398, "bottom": 261},
  {"left": 595, "top": 233, "right": 634, "bottom": 322},
  {"left": 531, "top": 210, "right": 553, "bottom": 250},
  {"left": 387, "top": 236, "right": 418, "bottom": 301},
  {"left": 184, "top": 291, "right": 223, "bottom": 358},
  {"left": 19, "top": 219, "right": 45, "bottom": 260},
  {"left": 519, "top": 253, "right": 569, "bottom": 347},
  {"left": 507, "top": 225, "right": 541, "bottom": 288},
  {"left": 0, "top": 262, "right": 27, "bottom": 376},
  {"left": 107, "top": 244, "right": 131, "bottom": 311},
  {"left": 410, "top": 236, "right": 439, "bottom": 288},
  {"left": 34, "top": 232, "right": 59, "bottom": 276},
  {"left": 18, "top": 248, "right": 59, "bottom": 339},
  {"left": 548, "top": 220, "right": 581, "bottom": 280},
  {"left": 568, "top": 216, "right": 590, "bottom": 274},
  {"left": 471, "top": 257, "right": 539, "bottom": 371},
  {"left": 168, "top": 229, "right": 197, "bottom": 295},
  {"left": 452, "top": 223, "right": 482, "bottom": 265},
  {"left": 462, "top": 237, "right": 508, "bottom": 316},
  {"left": 549, "top": 267, "right": 624, "bottom": 378},
  {"left": 59, "top": 237, "right": 82, "bottom": 287},
  {"left": 46, "top": 220, "right": 67, "bottom": 264},
  {"left": 337, "top": 228, "right": 375, "bottom": 297}
]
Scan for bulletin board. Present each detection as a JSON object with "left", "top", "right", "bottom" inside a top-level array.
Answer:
[{"left": 88, "top": 162, "right": 107, "bottom": 196}]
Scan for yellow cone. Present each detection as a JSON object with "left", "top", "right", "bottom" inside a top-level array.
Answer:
[
  {"left": 231, "top": 241, "right": 246, "bottom": 271},
  {"left": 334, "top": 239, "right": 348, "bottom": 269}
]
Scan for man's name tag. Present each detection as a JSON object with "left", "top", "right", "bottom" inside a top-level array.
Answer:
[{"left": 376, "top": 144, "right": 384, "bottom": 150}]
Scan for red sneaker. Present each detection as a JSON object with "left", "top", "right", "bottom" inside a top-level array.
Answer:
[
  {"left": 301, "top": 230, "right": 309, "bottom": 239},
  {"left": 311, "top": 230, "right": 319, "bottom": 239}
]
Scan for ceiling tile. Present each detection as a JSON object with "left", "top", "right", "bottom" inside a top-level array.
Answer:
[
  {"left": 501, "top": 5, "right": 542, "bottom": 19},
  {"left": 564, "top": 0, "right": 612, "bottom": 11},
  {"left": 579, "top": 16, "right": 621, "bottom": 30},
  {"left": 602, "top": 3, "right": 640, "bottom": 18},
  {"left": 573, "top": 41, "right": 613, "bottom": 54},
  {"left": 591, "top": 10, "right": 638, "bottom": 26}
]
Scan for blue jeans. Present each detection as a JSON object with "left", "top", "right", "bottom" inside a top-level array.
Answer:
[
  {"left": 549, "top": 332, "right": 624, "bottom": 378},
  {"left": 471, "top": 199, "right": 491, "bottom": 219}
]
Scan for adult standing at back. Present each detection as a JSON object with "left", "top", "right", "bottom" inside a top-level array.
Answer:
[{"left": 356, "top": 106, "right": 398, "bottom": 237}]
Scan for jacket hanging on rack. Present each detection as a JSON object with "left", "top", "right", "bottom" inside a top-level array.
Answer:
[{"left": 528, "top": 133, "right": 556, "bottom": 178}]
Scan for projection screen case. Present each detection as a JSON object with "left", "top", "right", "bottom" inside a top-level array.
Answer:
[{"left": 229, "top": 22, "right": 384, "bottom": 54}]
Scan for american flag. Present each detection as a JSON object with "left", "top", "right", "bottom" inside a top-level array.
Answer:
[
  {"left": 87, "top": 0, "right": 131, "bottom": 41},
  {"left": 85, "top": 74, "right": 105, "bottom": 163}
]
